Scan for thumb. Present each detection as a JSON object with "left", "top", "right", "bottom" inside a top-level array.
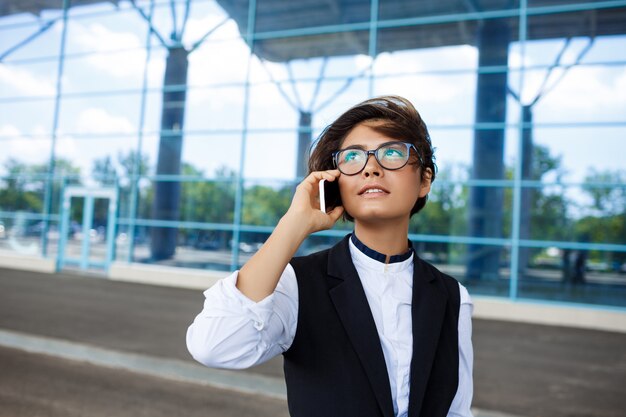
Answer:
[{"left": 327, "top": 206, "right": 345, "bottom": 223}]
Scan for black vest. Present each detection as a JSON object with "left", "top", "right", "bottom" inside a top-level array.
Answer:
[{"left": 283, "top": 235, "right": 461, "bottom": 417}]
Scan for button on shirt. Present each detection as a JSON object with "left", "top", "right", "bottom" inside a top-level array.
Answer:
[{"left": 187, "top": 236, "right": 474, "bottom": 417}]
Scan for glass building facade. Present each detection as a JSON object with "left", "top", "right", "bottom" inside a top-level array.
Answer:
[{"left": 0, "top": 0, "right": 625, "bottom": 308}]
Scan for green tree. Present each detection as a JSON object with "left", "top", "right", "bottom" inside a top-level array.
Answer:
[
  {"left": 242, "top": 185, "right": 292, "bottom": 226},
  {"left": 91, "top": 151, "right": 151, "bottom": 221},
  {"left": 503, "top": 144, "right": 571, "bottom": 241},
  {"left": 575, "top": 169, "right": 626, "bottom": 264},
  {"left": 0, "top": 158, "right": 81, "bottom": 214},
  {"left": 178, "top": 164, "right": 237, "bottom": 249},
  {"left": 409, "top": 165, "right": 468, "bottom": 261}
]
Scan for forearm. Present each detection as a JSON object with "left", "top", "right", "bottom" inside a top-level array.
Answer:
[
  {"left": 236, "top": 170, "right": 343, "bottom": 302},
  {"left": 237, "top": 214, "right": 308, "bottom": 301}
]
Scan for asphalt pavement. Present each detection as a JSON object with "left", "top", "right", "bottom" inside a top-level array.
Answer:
[{"left": 1, "top": 267, "right": 625, "bottom": 417}]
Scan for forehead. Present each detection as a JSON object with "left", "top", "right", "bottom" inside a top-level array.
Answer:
[{"left": 340, "top": 122, "right": 397, "bottom": 149}]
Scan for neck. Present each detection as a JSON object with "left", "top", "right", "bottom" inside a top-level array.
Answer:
[{"left": 353, "top": 218, "right": 410, "bottom": 263}]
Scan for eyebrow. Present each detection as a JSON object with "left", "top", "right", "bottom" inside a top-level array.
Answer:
[
  {"left": 338, "top": 140, "right": 405, "bottom": 151},
  {"left": 339, "top": 144, "right": 367, "bottom": 151}
]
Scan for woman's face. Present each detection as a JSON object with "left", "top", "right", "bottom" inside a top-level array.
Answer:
[{"left": 337, "top": 121, "right": 431, "bottom": 225}]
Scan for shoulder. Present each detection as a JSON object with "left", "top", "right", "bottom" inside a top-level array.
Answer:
[
  {"left": 416, "top": 256, "right": 473, "bottom": 309},
  {"left": 415, "top": 255, "right": 463, "bottom": 304},
  {"left": 417, "top": 255, "right": 459, "bottom": 286},
  {"left": 290, "top": 246, "right": 331, "bottom": 270}
]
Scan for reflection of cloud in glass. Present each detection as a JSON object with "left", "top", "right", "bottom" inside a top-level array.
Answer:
[
  {"left": 0, "top": 65, "right": 55, "bottom": 96},
  {"left": 1, "top": 125, "right": 51, "bottom": 165},
  {"left": 74, "top": 108, "right": 134, "bottom": 135},
  {"left": 70, "top": 22, "right": 147, "bottom": 78}
]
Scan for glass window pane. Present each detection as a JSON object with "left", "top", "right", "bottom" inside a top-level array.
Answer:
[
  {"left": 0, "top": 174, "right": 46, "bottom": 214},
  {"left": 0, "top": 137, "right": 52, "bottom": 170},
  {"left": 252, "top": 30, "right": 369, "bottom": 63},
  {"left": 0, "top": 99, "right": 55, "bottom": 137},
  {"left": 186, "top": 86, "right": 246, "bottom": 131},
  {"left": 180, "top": 178, "right": 236, "bottom": 224},
  {"left": 62, "top": 52, "right": 147, "bottom": 93},
  {"left": 254, "top": 0, "right": 370, "bottom": 33},
  {"left": 409, "top": 240, "right": 511, "bottom": 297},
  {"left": 531, "top": 127, "right": 624, "bottom": 183},
  {"left": 244, "top": 131, "right": 297, "bottom": 180},
  {"left": 526, "top": 184, "right": 626, "bottom": 245},
  {"left": 142, "top": 177, "right": 236, "bottom": 223},
  {"left": 374, "top": 73, "right": 478, "bottom": 126},
  {"left": 527, "top": 3, "right": 626, "bottom": 29},
  {"left": 518, "top": 248, "right": 626, "bottom": 307},
  {"left": 379, "top": 0, "right": 519, "bottom": 21},
  {"left": 183, "top": 132, "right": 242, "bottom": 176},
  {"left": 242, "top": 179, "right": 293, "bottom": 226},
  {"left": 189, "top": 39, "right": 250, "bottom": 85},
  {"left": 410, "top": 185, "right": 513, "bottom": 238},
  {"left": 58, "top": 95, "right": 141, "bottom": 137},
  {"left": 0, "top": 17, "right": 62, "bottom": 62},
  {"left": 65, "top": 8, "right": 146, "bottom": 55},
  {"left": 136, "top": 225, "right": 233, "bottom": 271}
]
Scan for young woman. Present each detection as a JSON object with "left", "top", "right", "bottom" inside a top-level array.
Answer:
[{"left": 187, "top": 96, "right": 474, "bottom": 417}]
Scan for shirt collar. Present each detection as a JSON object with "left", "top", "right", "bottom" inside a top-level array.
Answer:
[{"left": 350, "top": 232, "right": 414, "bottom": 264}]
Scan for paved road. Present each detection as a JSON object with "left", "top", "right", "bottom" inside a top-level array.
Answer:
[
  {"left": 1, "top": 267, "right": 626, "bottom": 417},
  {"left": 0, "top": 346, "right": 289, "bottom": 417}
]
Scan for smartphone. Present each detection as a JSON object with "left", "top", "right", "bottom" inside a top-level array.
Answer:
[{"left": 319, "top": 179, "right": 341, "bottom": 213}]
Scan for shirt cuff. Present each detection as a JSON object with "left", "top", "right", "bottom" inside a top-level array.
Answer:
[{"left": 214, "top": 271, "right": 276, "bottom": 331}]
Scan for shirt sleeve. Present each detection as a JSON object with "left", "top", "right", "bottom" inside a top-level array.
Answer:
[
  {"left": 186, "top": 264, "right": 299, "bottom": 369},
  {"left": 447, "top": 283, "right": 474, "bottom": 417}
]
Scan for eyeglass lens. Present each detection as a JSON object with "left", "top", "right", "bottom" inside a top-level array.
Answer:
[{"left": 336, "top": 142, "right": 412, "bottom": 175}]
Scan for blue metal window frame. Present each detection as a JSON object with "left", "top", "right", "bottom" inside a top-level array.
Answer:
[{"left": 0, "top": 0, "right": 624, "bottom": 309}]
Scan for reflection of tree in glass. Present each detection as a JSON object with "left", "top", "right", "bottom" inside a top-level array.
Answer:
[
  {"left": 576, "top": 169, "right": 626, "bottom": 266},
  {"left": 0, "top": 158, "right": 81, "bottom": 213}
]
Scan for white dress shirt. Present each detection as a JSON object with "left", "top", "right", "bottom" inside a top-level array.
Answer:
[{"left": 187, "top": 238, "right": 474, "bottom": 417}]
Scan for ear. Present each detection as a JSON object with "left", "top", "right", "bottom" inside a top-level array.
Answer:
[{"left": 418, "top": 167, "right": 432, "bottom": 198}]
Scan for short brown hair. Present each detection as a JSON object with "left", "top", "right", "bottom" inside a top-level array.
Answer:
[{"left": 308, "top": 95, "right": 436, "bottom": 220}]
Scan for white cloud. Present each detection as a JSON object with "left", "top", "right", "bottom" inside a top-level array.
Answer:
[
  {"left": 0, "top": 124, "right": 21, "bottom": 138},
  {"left": 70, "top": 22, "right": 146, "bottom": 78},
  {"left": 74, "top": 22, "right": 143, "bottom": 52},
  {"left": 56, "top": 135, "right": 77, "bottom": 155},
  {"left": 187, "top": 38, "right": 250, "bottom": 92},
  {"left": 0, "top": 65, "right": 55, "bottom": 96},
  {"left": 0, "top": 125, "right": 51, "bottom": 167},
  {"left": 184, "top": 15, "right": 241, "bottom": 43},
  {"left": 74, "top": 108, "right": 135, "bottom": 134},
  {"left": 536, "top": 67, "right": 626, "bottom": 116}
]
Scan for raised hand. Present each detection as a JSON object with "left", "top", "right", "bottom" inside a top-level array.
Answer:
[{"left": 285, "top": 170, "right": 345, "bottom": 234}]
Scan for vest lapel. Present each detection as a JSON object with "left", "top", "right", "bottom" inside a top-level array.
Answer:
[
  {"left": 407, "top": 257, "right": 449, "bottom": 417},
  {"left": 327, "top": 236, "right": 395, "bottom": 417}
]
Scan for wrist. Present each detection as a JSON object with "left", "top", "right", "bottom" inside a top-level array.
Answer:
[{"left": 278, "top": 212, "right": 312, "bottom": 242}]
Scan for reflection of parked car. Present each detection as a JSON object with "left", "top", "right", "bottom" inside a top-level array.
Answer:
[
  {"left": 12, "top": 221, "right": 59, "bottom": 239},
  {"left": 239, "top": 242, "right": 263, "bottom": 253},
  {"left": 194, "top": 239, "right": 221, "bottom": 251}
]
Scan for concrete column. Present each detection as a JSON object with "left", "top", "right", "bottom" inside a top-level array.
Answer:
[
  {"left": 467, "top": 19, "right": 510, "bottom": 280},
  {"left": 150, "top": 47, "right": 189, "bottom": 260}
]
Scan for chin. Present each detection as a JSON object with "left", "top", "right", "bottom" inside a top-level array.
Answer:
[{"left": 351, "top": 208, "right": 404, "bottom": 224}]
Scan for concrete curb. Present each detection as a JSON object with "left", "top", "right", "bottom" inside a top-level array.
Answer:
[
  {"left": 0, "top": 328, "right": 286, "bottom": 400},
  {"left": 0, "top": 328, "right": 525, "bottom": 417}
]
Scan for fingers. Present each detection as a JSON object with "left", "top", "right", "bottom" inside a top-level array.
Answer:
[
  {"left": 305, "top": 169, "right": 340, "bottom": 185},
  {"left": 327, "top": 205, "right": 345, "bottom": 223},
  {"left": 294, "top": 170, "right": 340, "bottom": 199}
]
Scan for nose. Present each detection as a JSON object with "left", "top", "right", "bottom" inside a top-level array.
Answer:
[{"left": 361, "top": 152, "right": 383, "bottom": 177}]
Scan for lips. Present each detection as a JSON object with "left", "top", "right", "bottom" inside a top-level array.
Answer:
[{"left": 358, "top": 184, "right": 390, "bottom": 195}]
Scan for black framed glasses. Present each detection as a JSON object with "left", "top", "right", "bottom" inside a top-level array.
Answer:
[{"left": 332, "top": 141, "right": 422, "bottom": 176}]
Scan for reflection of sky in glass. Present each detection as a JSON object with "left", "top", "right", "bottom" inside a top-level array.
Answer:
[{"left": 0, "top": 1, "right": 624, "bottom": 186}]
